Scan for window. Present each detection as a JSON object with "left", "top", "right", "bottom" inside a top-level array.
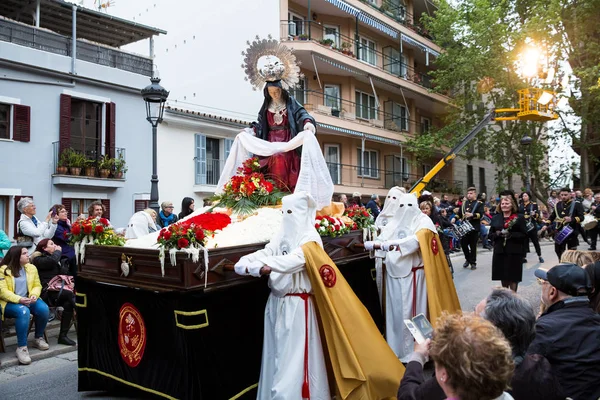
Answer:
[
  {"left": 359, "top": 37, "right": 377, "bottom": 66},
  {"left": 59, "top": 94, "right": 114, "bottom": 160},
  {"left": 324, "top": 85, "right": 341, "bottom": 111},
  {"left": 135, "top": 200, "right": 150, "bottom": 213},
  {"left": 66, "top": 198, "right": 109, "bottom": 220},
  {"left": 70, "top": 99, "right": 102, "bottom": 158},
  {"left": 357, "top": 148, "right": 379, "bottom": 178},
  {"left": 324, "top": 25, "right": 340, "bottom": 48},
  {"left": 289, "top": 78, "right": 306, "bottom": 105},
  {"left": 195, "top": 134, "right": 230, "bottom": 185},
  {"left": 422, "top": 164, "right": 432, "bottom": 177},
  {"left": 356, "top": 91, "right": 378, "bottom": 120},
  {"left": 479, "top": 167, "right": 486, "bottom": 194},
  {"left": 288, "top": 12, "right": 305, "bottom": 36},
  {"left": 384, "top": 155, "right": 408, "bottom": 187},
  {"left": 0, "top": 196, "right": 7, "bottom": 232},
  {"left": 420, "top": 117, "right": 431, "bottom": 134},
  {"left": 467, "top": 165, "right": 474, "bottom": 187},
  {"left": 0, "top": 102, "right": 30, "bottom": 142},
  {"left": 383, "top": 48, "right": 407, "bottom": 78},
  {"left": 0, "top": 104, "right": 9, "bottom": 139},
  {"left": 324, "top": 144, "right": 341, "bottom": 184},
  {"left": 392, "top": 103, "right": 408, "bottom": 131}
]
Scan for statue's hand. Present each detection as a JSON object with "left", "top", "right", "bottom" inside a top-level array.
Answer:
[
  {"left": 244, "top": 127, "right": 256, "bottom": 136},
  {"left": 303, "top": 122, "right": 316, "bottom": 134}
]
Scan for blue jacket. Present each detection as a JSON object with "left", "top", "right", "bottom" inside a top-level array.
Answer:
[
  {"left": 366, "top": 200, "right": 380, "bottom": 219},
  {"left": 52, "top": 220, "right": 75, "bottom": 259}
]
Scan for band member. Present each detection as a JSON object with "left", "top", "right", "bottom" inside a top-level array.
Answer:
[
  {"left": 549, "top": 187, "right": 584, "bottom": 260},
  {"left": 519, "top": 192, "right": 544, "bottom": 263},
  {"left": 454, "top": 187, "right": 483, "bottom": 270},
  {"left": 588, "top": 193, "right": 600, "bottom": 250}
]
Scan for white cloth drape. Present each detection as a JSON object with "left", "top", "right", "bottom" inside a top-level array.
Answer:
[{"left": 216, "top": 130, "right": 334, "bottom": 210}]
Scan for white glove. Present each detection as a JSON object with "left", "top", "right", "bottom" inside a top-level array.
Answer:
[
  {"left": 247, "top": 260, "right": 265, "bottom": 277},
  {"left": 234, "top": 259, "right": 250, "bottom": 276},
  {"left": 244, "top": 127, "right": 255, "bottom": 136},
  {"left": 382, "top": 240, "right": 401, "bottom": 252},
  {"left": 303, "top": 122, "right": 316, "bottom": 134},
  {"left": 364, "top": 241, "right": 379, "bottom": 251}
]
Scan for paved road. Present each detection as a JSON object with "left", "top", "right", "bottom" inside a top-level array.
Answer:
[{"left": 0, "top": 242, "right": 555, "bottom": 399}]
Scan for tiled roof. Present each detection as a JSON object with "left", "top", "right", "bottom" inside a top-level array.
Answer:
[{"left": 165, "top": 106, "right": 251, "bottom": 126}]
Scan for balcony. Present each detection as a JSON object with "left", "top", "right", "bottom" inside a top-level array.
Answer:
[
  {"left": 51, "top": 142, "right": 127, "bottom": 188},
  {"left": 281, "top": 21, "right": 435, "bottom": 91},
  {"left": 194, "top": 158, "right": 226, "bottom": 193},
  {"left": 295, "top": 89, "right": 432, "bottom": 135},
  {"left": 326, "top": 162, "right": 462, "bottom": 193},
  {"left": 0, "top": 18, "right": 153, "bottom": 76},
  {"left": 358, "top": 0, "right": 434, "bottom": 40}
]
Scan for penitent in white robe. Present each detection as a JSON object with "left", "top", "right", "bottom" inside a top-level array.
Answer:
[
  {"left": 377, "top": 235, "right": 428, "bottom": 362},
  {"left": 240, "top": 242, "right": 330, "bottom": 400}
]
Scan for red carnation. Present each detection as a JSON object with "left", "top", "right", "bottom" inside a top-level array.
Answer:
[
  {"left": 163, "top": 231, "right": 172, "bottom": 240},
  {"left": 264, "top": 181, "right": 273, "bottom": 193},
  {"left": 99, "top": 218, "right": 109, "bottom": 225},
  {"left": 315, "top": 223, "right": 320, "bottom": 229},
  {"left": 177, "top": 238, "right": 189, "bottom": 249},
  {"left": 71, "top": 225, "right": 81, "bottom": 235},
  {"left": 195, "top": 229, "right": 205, "bottom": 242},
  {"left": 362, "top": 211, "right": 370, "bottom": 217},
  {"left": 94, "top": 225, "right": 104, "bottom": 233},
  {"left": 83, "top": 225, "right": 93, "bottom": 234}
]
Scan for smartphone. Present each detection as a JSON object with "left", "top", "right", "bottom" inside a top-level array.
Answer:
[
  {"left": 404, "top": 313, "right": 434, "bottom": 344},
  {"left": 51, "top": 207, "right": 58, "bottom": 217}
]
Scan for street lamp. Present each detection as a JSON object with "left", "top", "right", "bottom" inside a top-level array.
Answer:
[
  {"left": 141, "top": 77, "right": 169, "bottom": 213},
  {"left": 520, "top": 135, "right": 533, "bottom": 193}
]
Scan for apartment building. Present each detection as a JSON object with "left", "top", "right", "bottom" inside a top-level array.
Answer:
[{"left": 0, "top": 0, "right": 165, "bottom": 234}]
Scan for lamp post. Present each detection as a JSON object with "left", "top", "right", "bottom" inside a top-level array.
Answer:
[
  {"left": 141, "top": 77, "right": 169, "bottom": 213},
  {"left": 520, "top": 134, "right": 533, "bottom": 193}
]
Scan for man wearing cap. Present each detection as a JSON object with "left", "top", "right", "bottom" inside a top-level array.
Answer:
[{"left": 529, "top": 264, "right": 600, "bottom": 399}]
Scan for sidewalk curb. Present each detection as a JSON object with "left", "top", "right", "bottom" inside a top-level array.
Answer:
[{"left": 1, "top": 344, "right": 77, "bottom": 369}]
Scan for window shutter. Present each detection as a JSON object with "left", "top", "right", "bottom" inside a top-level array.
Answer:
[
  {"left": 134, "top": 200, "right": 149, "bottom": 213},
  {"left": 13, "top": 105, "right": 31, "bottom": 142},
  {"left": 105, "top": 102, "right": 116, "bottom": 157},
  {"left": 61, "top": 198, "right": 72, "bottom": 222},
  {"left": 13, "top": 195, "right": 33, "bottom": 239},
  {"left": 195, "top": 134, "right": 207, "bottom": 185},
  {"left": 101, "top": 199, "right": 110, "bottom": 221},
  {"left": 59, "top": 94, "right": 72, "bottom": 154}
]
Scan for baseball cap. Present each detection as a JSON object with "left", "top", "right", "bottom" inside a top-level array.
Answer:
[{"left": 534, "top": 263, "right": 593, "bottom": 296}]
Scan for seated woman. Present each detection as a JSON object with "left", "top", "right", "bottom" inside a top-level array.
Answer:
[
  {"left": 0, "top": 246, "right": 50, "bottom": 365},
  {"left": 31, "top": 239, "right": 76, "bottom": 346},
  {"left": 16, "top": 197, "right": 59, "bottom": 254},
  {"left": 125, "top": 209, "right": 160, "bottom": 239}
]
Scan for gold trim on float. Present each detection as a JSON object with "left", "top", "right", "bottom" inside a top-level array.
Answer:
[
  {"left": 78, "top": 367, "right": 177, "bottom": 400},
  {"left": 371, "top": 267, "right": 377, "bottom": 281},
  {"left": 174, "top": 309, "right": 209, "bottom": 329},
  {"left": 75, "top": 292, "right": 87, "bottom": 308},
  {"left": 229, "top": 383, "right": 258, "bottom": 400}
]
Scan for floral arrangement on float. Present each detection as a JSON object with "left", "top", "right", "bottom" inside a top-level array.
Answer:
[
  {"left": 209, "top": 157, "right": 286, "bottom": 215},
  {"left": 343, "top": 205, "right": 377, "bottom": 241},
  {"left": 314, "top": 215, "right": 350, "bottom": 238},
  {"left": 156, "top": 212, "right": 231, "bottom": 279},
  {"left": 70, "top": 217, "right": 125, "bottom": 263}
]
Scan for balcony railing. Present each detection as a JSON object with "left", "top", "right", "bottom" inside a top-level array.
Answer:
[
  {"left": 326, "top": 162, "right": 463, "bottom": 193},
  {"left": 195, "top": 158, "right": 226, "bottom": 186},
  {"left": 292, "top": 89, "right": 433, "bottom": 134},
  {"left": 281, "top": 21, "right": 434, "bottom": 90},
  {"left": 360, "top": 0, "right": 435, "bottom": 40},
  {"left": 0, "top": 18, "right": 153, "bottom": 76},
  {"left": 53, "top": 142, "right": 127, "bottom": 179}
]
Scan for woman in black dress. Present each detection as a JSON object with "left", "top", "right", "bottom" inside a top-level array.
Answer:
[{"left": 490, "top": 194, "right": 528, "bottom": 292}]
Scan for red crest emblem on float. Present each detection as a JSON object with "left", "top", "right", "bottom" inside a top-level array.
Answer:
[
  {"left": 118, "top": 303, "right": 147, "bottom": 368},
  {"left": 319, "top": 264, "right": 337, "bottom": 288},
  {"left": 431, "top": 237, "right": 439, "bottom": 255}
]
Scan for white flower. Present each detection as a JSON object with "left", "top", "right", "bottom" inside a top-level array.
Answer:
[{"left": 322, "top": 219, "right": 329, "bottom": 227}]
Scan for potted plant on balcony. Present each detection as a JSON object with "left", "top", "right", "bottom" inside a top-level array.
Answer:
[
  {"left": 64, "top": 149, "right": 86, "bottom": 176},
  {"left": 299, "top": 34, "right": 309, "bottom": 41},
  {"left": 113, "top": 154, "right": 127, "bottom": 179},
  {"left": 56, "top": 151, "right": 69, "bottom": 175},
  {"left": 98, "top": 155, "right": 113, "bottom": 178},
  {"left": 341, "top": 42, "right": 354, "bottom": 57},
  {"left": 319, "top": 38, "right": 334, "bottom": 48},
  {"left": 84, "top": 158, "right": 97, "bottom": 177}
]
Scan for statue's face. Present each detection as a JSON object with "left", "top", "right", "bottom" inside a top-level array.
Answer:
[{"left": 268, "top": 86, "right": 282, "bottom": 101}]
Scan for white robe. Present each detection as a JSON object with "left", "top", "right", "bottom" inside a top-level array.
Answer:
[
  {"left": 240, "top": 242, "right": 330, "bottom": 400},
  {"left": 378, "top": 235, "right": 428, "bottom": 362}
]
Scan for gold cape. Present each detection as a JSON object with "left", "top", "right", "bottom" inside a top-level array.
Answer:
[
  {"left": 302, "top": 241, "right": 405, "bottom": 400},
  {"left": 415, "top": 229, "right": 461, "bottom": 327}
]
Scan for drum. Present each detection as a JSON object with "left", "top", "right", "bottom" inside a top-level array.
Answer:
[
  {"left": 555, "top": 225, "right": 574, "bottom": 245},
  {"left": 452, "top": 221, "right": 474, "bottom": 239},
  {"left": 583, "top": 214, "right": 598, "bottom": 231}
]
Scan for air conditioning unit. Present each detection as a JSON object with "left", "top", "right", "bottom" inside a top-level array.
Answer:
[
  {"left": 317, "top": 105, "right": 332, "bottom": 115},
  {"left": 370, "top": 119, "right": 384, "bottom": 128}
]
